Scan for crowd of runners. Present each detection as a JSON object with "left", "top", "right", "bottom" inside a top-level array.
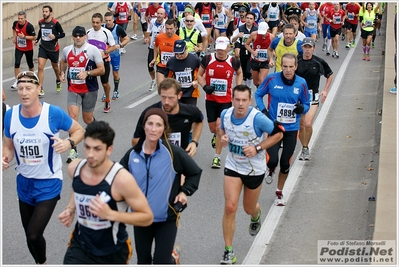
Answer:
[{"left": 2, "top": 1, "right": 392, "bottom": 265}]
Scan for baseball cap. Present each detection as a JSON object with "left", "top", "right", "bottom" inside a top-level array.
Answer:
[
  {"left": 333, "top": 2, "right": 339, "bottom": 4},
  {"left": 238, "top": 6, "right": 247, "bottom": 12},
  {"left": 72, "top": 26, "right": 86, "bottom": 37},
  {"left": 215, "top": 36, "right": 230, "bottom": 50},
  {"left": 301, "top": 37, "right": 316, "bottom": 47},
  {"left": 257, "top": 21, "right": 269, "bottom": 35},
  {"left": 173, "top": 40, "right": 186, "bottom": 54}
]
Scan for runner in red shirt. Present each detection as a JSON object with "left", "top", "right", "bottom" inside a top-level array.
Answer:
[
  {"left": 344, "top": 2, "right": 361, "bottom": 48},
  {"left": 326, "top": 2, "right": 346, "bottom": 58}
]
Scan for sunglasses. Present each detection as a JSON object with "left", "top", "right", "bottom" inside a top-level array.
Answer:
[
  {"left": 185, "top": 20, "right": 194, "bottom": 23},
  {"left": 73, "top": 34, "right": 85, "bottom": 38},
  {"left": 17, "top": 71, "right": 40, "bottom": 85}
]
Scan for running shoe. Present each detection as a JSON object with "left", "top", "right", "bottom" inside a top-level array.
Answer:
[
  {"left": 345, "top": 43, "right": 350, "bottom": 49},
  {"left": 274, "top": 190, "right": 286, "bottom": 206},
  {"left": 220, "top": 249, "right": 236, "bottom": 265},
  {"left": 334, "top": 51, "right": 339, "bottom": 59},
  {"left": 131, "top": 34, "right": 138, "bottom": 40},
  {"left": 200, "top": 51, "right": 205, "bottom": 58},
  {"left": 264, "top": 169, "right": 274, "bottom": 184},
  {"left": 211, "top": 156, "right": 221, "bottom": 169},
  {"left": 11, "top": 80, "right": 18, "bottom": 90},
  {"left": 326, "top": 50, "right": 330, "bottom": 56},
  {"left": 377, "top": 29, "right": 381, "bottom": 35},
  {"left": 341, "top": 34, "right": 345, "bottom": 41},
  {"left": 172, "top": 245, "right": 181, "bottom": 264},
  {"left": 351, "top": 41, "right": 355, "bottom": 48},
  {"left": 366, "top": 55, "right": 370, "bottom": 61},
  {"left": 362, "top": 54, "right": 367, "bottom": 60},
  {"left": 56, "top": 82, "right": 62, "bottom": 92},
  {"left": 371, "top": 42, "right": 375, "bottom": 48},
  {"left": 211, "top": 133, "right": 216, "bottom": 149},
  {"left": 322, "top": 43, "right": 327, "bottom": 52},
  {"left": 390, "top": 87, "right": 397, "bottom": 94},
  {"left": 39, "top": 89, "right": 45, "bottom": 97},
  {"left": 249, "top": 208, "right": 262, "bottom": 236},
  {"left": 148, "top": 80, "right": 156, "bottom": 92},
  {"left": 66, "top": 148, "right": 78, "bottom": 163},
  {"left": 101, "top": 93, "right": 106, "bottom": 102},
  {"left": 104, "top": 101, "right": 111, "bottom": 113},
  {"left": 302, "top": 148, "right": 311, "bottom": 160},
  {"left": 120, "top": 47, "right": 126, "bottom": 54},
  {"left": 112, "top": 90, "right": 119, "bottom": 100}
]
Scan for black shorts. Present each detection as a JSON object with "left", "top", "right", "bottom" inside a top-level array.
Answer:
[
  {"left": 15, "top": 49, "right": 34, "bottom": 69},
  {"left": 330, "top": 27, "right": 341, "bottom": 37},
  {"left": 224, "top": 168, "right": 264, "bottom": 190},
  {"left": 63, "top": 235, "right": 132, "bottom": 264},
  {"left": 267, "top": 20, "right": 280, "bottom": 29},
  {"left": 361, "top": 29, "right": 374, "bottom": 39},
  {"left": 38, "top": 46, "right": 59, "bottom": 63},
  {"left": 100, "top": 61, "right": 111, "bottom": 84},
  {"left": 345, "top": 21, "right": 358, "bottom": 33},
  {"left": 250, "top": 59, "right": 269, "bottom": 71},
  {"left": 179, "top": 97, "right": 197, "bottom": 106},
  {"left": 156, "top": 65, "right": 166, "bottom": 74},
  {"left": 227, "top": 20, "right": 234, "bottom": 36},
  {"left": 205, "top": 100, "right": 232, "bottom": 123}
]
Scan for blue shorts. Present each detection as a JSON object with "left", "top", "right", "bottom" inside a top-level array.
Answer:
[
  {"left": 17, "top": 174, "right": 62, "bottom": 205},
  {"left": 215, "top": 28, "right": 227, "bottom": 33},
  {"left": 304, "top": 28, "right": 317, "bottom": 36},
  {"left": 110, "top": 53, "right": 121, "bottom": 72}
]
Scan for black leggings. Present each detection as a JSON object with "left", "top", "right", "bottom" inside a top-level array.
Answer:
[
  {"left": 266, "top": 130, "right": 298, "bottom": 174},
  {"left": 19, "top": 196, "right": 59, "bottom": 264},
  {"left": 133, "top": 220, "right": 177, "bottom": 264}
]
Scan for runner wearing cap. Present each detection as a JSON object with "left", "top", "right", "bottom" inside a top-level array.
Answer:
[
  {"left": 197, "top": 36, "right": 243, "bottom": 169},
  {"left": 245, "top": 21, "right": 275, "bottom": 89},
  {"left": 296, "top": 37, "right": 334, "bottom": 160},
  {"left": 150, "top": 19, "right": 180, "bottom": 87},
  {"left": 165, "top": 40, "right": 201, "bottom": 106},
  {"left": 59, "top": 25, "right": 105, "bottom": 162}
]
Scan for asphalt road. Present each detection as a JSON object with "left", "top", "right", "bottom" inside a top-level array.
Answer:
[{"left": 2, "top": 26, "right": 386, "bottom": 265}]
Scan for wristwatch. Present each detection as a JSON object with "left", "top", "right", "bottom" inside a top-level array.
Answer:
[
  {"left": 255, "top": 145, "right": 262, "bottom": 153},
  {"left": 68, "top": 138, "right": 75, "bottom": 149},
  {"left": 191, "top": 140, "right": 199, "bottom": 147},
  {"left": 87, "top": 71, "right": 91, "bottom": 76}
]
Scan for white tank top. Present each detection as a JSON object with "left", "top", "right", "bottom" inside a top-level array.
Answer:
[
  {"left": 224, "top": 107, "right": 267, "bottom": 176},
  {"left": 10, "top": 102, "right": 63, "bottom": 179}
]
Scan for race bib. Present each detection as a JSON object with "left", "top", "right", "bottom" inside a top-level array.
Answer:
[
  {"left": 202, "top": 14, "right": 210, "bottom": 23},
  {"left": 269, "top": 12, "right": 277, "bottom": 19},
  {"left": 347, "top": 13, "right": 354, "bottom": 20},
  {"left": 210, "top": 78, "right": 228, "bottom": 96},
  {"left": 307, "top": 20, "right": 317, "bottom": 28},
  {"left": 257, "top": 49, "right": 268, "bottom": 61},
  {"left": 175, "top": 71, "right": 192, "bottom": 88},
  {"left": 168, "top": 132, "right": 181, "bottom": 147},
  {"left": 161, "top": 52, "right": 174, "bottom": 65},
  {"left": 333, "top": 15, "right": 341, "bottom": 24},
  {"left": 69, "top": 67, "right": 86, "bottom": 84},
  {"left": 75, "top": 192, "right": 112, "bottom": 230},
  {"left": 365, "top": 20, "right": 373, "bottom": 27},
  {"left": 18, "top": 138, "right": 44, "bottom": 166},
  {"left": 276, "top": 102, "right": 296, "bottom": 124},
  {"left": 216, "top": 19, "right": 225, "bottom": 28},
  {"left": 17, "top": 37, "right": 27, "bottom": 48},
  {"left": 119, "top": 12, "right": 127, "bottom": 21},
  {"left": 41, "top": 28, "right": 52, "bottom": 41}
]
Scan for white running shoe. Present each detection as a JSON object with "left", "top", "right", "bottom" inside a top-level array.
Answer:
[{"left": 11, "top": 80, "right": 18, "bottom": 90}]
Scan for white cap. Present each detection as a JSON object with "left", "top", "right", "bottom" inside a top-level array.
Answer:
[
  {"left": 257, "top": 21, "right": 269, "bottom": 35},
  {"left": 215, "top": 36, "right": 230, "bottom": 50}
]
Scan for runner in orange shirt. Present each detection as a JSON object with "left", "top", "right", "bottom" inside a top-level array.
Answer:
[{"left": 150, "top": 19, "right": 181, "bottom": 87}]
